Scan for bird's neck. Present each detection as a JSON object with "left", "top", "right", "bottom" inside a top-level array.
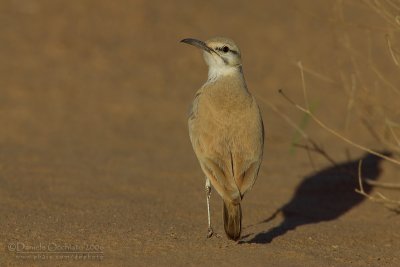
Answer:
[{"left": 207, "top": 65, "right": 244, "bottom": 84}]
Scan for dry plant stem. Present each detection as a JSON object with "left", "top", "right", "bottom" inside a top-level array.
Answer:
[
  {"left": 336, "top": 2, "right": 368, "bottom": 92},
  {"left": 356, "top": 160, "right": 400, "bottom": 212},
  {"left": 292, "top": 143, "right": 337, "bottom": 166},
  {"left": 255, "top": 95, "right": 309, "bottom": 139},
  {"left": 370, "top": 64, "right": 400, "bottom": 95},
  {"left": 255, "top": 95, "right": 338, "bottom": 167},
  {"left": 279, "top": 89, "right": 400, "bottom": 166},
  {"left": 360, "top": 116, "right": 400, "bottom": 154},
  {"left": 297, "top": 61, "right": 310, "bottom": 110},
  {"left": 386, "top": 34, "right": 400, "bottom": 66},
  {"left": 345, "top": 74, "right": 357, "bottom": 132},
  {"left": 364, "top": 179, "right": 400, "bottom": 189},
  {"left": 305, "top": 146, "right": 317, "bottom": 171},
  {"left": 364, "top": 0, "right": 400, "bottom": 29},
  {"left": 361, "top": 118, "right": 383, "bottom": 143},
  {"left": 293, "top": 62, "right": 335, "bottom": 84},
  {"left": 385, "top": 0, "right": 400, "bottom": 12},
  {"left": 386, "top": 119, "right": 400, "bottom": 147},
  {"left": 357, "top": 160, "right": 366, "bottom": 192},
  {"left": 361, "top": 120, "right": 400, "bottom": 153}
]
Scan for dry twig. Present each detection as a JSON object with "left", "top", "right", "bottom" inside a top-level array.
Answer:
[
  {"left": 364, "top": 179, "right": 400, "bottom": 189},
  {"left": 279, "top": 89, "right": 400, "bottom": 165},
  {"left": 255, "top": 95, "right": 337, "bottom": 166},
  {"left": 355, "top": 160, "right": 400, "bottom": 212},
  {"left": 279, "top": 60, "right": 400, "bottom": 166},
  {"left": 386, "top": 34, "right": 400, "bottom": 67}
]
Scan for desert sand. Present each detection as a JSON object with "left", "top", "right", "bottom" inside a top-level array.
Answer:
[{"left": 1, "top": 0, "right": 399, "bottom": 266}]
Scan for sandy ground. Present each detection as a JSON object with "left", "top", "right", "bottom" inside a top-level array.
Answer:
[{"left": 1, "top": 0, "right": 400, "bottom": 266}]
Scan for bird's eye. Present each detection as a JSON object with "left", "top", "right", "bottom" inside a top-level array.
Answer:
[{"left": 222, "top": 46, "right": 230, "bottom": 53}]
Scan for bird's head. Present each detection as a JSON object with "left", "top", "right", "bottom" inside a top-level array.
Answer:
[{"left": 181, "top": 37, "right": 242, "bottom": 79}]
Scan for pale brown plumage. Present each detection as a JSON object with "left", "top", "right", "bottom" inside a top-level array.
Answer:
[{"left": 182, "top": 37, "right": 264, "bottom": 240}]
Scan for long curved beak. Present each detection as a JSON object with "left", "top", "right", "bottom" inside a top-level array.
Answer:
[{"left": 181, "top": 38, "right": 215, "bottom": 54}]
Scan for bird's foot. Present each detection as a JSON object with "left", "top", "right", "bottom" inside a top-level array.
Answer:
[{"left": 207, "top": 227, "right": 214, "bottom": 238}]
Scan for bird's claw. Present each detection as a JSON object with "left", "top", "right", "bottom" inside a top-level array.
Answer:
[{"left": 207, "top": 227, "right": 213, "bottom": 238}]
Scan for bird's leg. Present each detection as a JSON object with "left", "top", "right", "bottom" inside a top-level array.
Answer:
[{"left": 205, "top": 178, "right": 213, "bottom": 238}]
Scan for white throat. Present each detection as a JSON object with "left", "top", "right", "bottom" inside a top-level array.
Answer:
[{"left": 207, "top": 64, "right": 241, "bottom": 83}]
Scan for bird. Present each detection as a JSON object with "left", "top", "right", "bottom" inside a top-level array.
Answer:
[{"left": 181, "top": 37, "right": 264, "bottom": 241}]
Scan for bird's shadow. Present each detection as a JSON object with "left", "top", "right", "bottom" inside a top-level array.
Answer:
[{"left": 241, "top": 152, "right": 390, "bottom": 244}]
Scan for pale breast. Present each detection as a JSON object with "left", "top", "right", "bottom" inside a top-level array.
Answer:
[{"left": 189, "top": 82, "right": 263, "bottom": 164}]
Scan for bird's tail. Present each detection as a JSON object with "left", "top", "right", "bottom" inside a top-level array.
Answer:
[{"left": 223, "top": 200, "right": 242, "bottom": 241}]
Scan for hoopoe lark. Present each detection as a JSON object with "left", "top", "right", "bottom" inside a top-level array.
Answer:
[{"left": 181, "top": 37, "right": 264, "bottom": 241}]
